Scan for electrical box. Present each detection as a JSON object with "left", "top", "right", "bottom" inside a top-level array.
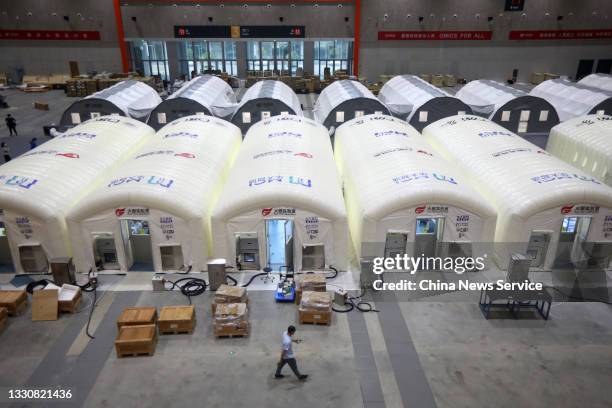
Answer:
[
  {"left": 360, "top": 257, "right": 376, "bottom": 289},
  {"left": 50, "top": 257, "right": 76, "bottom": 286},
  {"left": 19, "top": 245, "right": 48, "bottom": 273},
  {"left": 236, "top": 235, "right": 259, "bottom": 270},
  {"left": 507, "top": 253, "right": 531, "bottom": 282},
  {"left": 152, "top": 275, "right": 166, "bottom": 291},
  {"left": 208, "top": 258, "right": 227, "bottom": 291}
]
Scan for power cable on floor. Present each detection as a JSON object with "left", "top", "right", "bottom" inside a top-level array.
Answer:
[{"left": 164, "top": 277, "right": 208, "bottom": 304}]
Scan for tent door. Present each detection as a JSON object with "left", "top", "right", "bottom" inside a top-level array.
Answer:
[
  {"left": 526, "top": 231, "right": 551, "bottom": 268},
  {"left": 0, "top": 222, "right": 14, "bottom": 272},
  {"left": 266, "top": 219, "right": 293, "bottom": 272},
  {"left": 414, "top": 218, "right": 445, "bottom": 264},
  {"left": 93, "top": 234, "right": 118, "bottom": 270},
  {"left": 554, "top": 217, "right": 592, "bottom": 268},
  {"left": 123, "top": 220, "right": 153, "bottom": 272},
  {"left": 19, "top": 245, "right": 48, "bottom": 273},
  {"left": 384, "top": 232, "right": 408, "bottom": 258},
  {"left": 235, "top": 233, "right": 259, "bottom": 270},
  {"left": 160, "top": 245, "right": 184, "bottom": 272}
]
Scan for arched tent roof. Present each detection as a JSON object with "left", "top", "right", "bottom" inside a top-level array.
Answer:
[
  {"left": 213, "top": 115, "right": 345, "bottom": 222},
  {"left": 423, "top": 115, "right": 612, "bottom": 244},
  {"left": 334, "top": 114, "right": 496, "bottom": 255},
  {"left": 529, "top": 79, "right": 612, "bottom": 121},
  {"left": 578, "top": 73, "right": 612, "bottom": 93},
  {"left": 60, "top": 80, "right": 162, "bottom": 128},
  {"left": 230, "top": 80, "right": 303, "bottom": 135},
  {"left": 147, "top": 75, "right": 237, "bottom": 131},
  {"left": 313, "top": 80, "right": 390, "bottom": 131},
  {"left": 547, "top": 115, "right": 612, "bottom": 186},
  {"left": 456, "top": 79, "right": 559, "bottom": 138},
  {"left": 0, "top": 116, "right": 154, "bottom": 222},
  {"left": 379, "top": 75, "right": 472, "bottom": 132},
  {"left": 68, "top": 116, "right": 242, "bottom": 223}
]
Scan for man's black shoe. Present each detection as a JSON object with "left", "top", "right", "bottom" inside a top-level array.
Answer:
[
  {"left": 274, "top": 374, "right": 285, "bottom": 379},
  {"left": 298, "top": 374, "right": 308, "bottom": 380}
]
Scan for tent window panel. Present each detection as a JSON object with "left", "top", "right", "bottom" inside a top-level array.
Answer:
[
  {"left": 539, "top": 110, "right": 549, "bottom": 121},
  {"left": 561, "top": 217, "right": 577, "bottom": 233},
  {"left": 520, "top": 110, "right": 530, "bottom": 121},
  {"left": 501, "top": 111, "right": 511, "bottom": 121}
]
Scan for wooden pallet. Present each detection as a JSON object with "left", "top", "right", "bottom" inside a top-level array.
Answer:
[
  {"left": 59, "top": 290, "right": 82, "bottom": 314},
  {"left": 159, "top": 305, "right": 196, "bottom": 335},
  {"left": 117, "top": 307, "right": 157, "bottom": 330},
  {"left": 214, "top": 323, "right": 250, "bottom": 338},
  {"left": 299, "top": 309, "right": 332, "bottom": 326},
  {"left": 0, "top": 290, "right": 28, "bottom": 316},
  {"left": 115, "top": 324, "right": 157, "bottom": 358}
]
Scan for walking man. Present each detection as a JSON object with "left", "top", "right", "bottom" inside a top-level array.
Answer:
[
  {"left": 1, "top": 142, "right": 10, "bottom": 162},
  {"left": 275, "top": 325, "right": 308, "bottom": 380},
  {"left": 5, "top": 114, "right": 17, "bottom": 136}
]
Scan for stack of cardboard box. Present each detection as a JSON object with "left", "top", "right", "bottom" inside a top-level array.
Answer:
[
  {"left": 214, "top": 303, "right": 250, "bottom": 337},
  {"left": 295, "top": 273, "right": 326, "bottom": 304},
  {"left": 299, "top": 291, "right": 332, "bottom": 325}
]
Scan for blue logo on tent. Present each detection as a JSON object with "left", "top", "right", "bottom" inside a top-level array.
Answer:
[{"left": 248, "top": 176, "right": 312, "bottom": 188}]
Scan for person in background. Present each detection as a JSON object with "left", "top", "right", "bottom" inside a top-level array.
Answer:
[
  {"left": 2, "top": 142, "right": 11, "bottom": 162},
  {"left": 274, "top": 325, "right": 308, "bottom": 381},
  {"left": 5, "top": 114, "right": 17, "bottom": 136},
  {"left": 29, "top": 138, "right": 37, "bottom": 150}
]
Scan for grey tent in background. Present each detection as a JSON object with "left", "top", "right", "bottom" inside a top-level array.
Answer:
[
  {"left": 529, "top": 79, "right": 612, "bottom": 122},
  {"left": 578, "top": 73, "right": 612, "bottom": 93},
  {"left": 313, "top": 80, "right": 390, "bottom": 131},
  {"left": 59, "top": 80, "right": 162, "bottom": 129},
  {"left": 230, "top": 80, "right": 303, "bottom": 135},
  {"left": 147, "top": 75, "right": 237, "bottom": 131},
  {"left": 456, "top": 79, "right": 559, "bottom": 147},
  {"left": 379, "top": 75, "right": 472, "bottom": 132}
]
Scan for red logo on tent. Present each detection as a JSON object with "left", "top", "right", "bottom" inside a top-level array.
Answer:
[
  {"left": 561, "top": 205, "right": 574, "bottom": 215},
  {"left": 115, "top": 208, "right": 126, "bottom": 217},
  {"left": 56, "top": 152, "right": 80, "bottom": 158},
  {"left": 175, "top": 152, "right": 195, "bottom": 158},
  {"left": 262, "top": 208, "right": 273, "bottom": 216},
  {"left": 415, "top": 206, "right": 426, "bottom": 214},
  {"left": 294, "top": 152, "right": 313, "bottom": 158}
]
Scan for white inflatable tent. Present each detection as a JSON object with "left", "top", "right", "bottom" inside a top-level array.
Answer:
[
  {"left": 578, "top": 73, "right": 612, "bottom": 93},
  {"left": 456, "top": 79, "right": 559, "bottom": 147},
  {"left": 547, "top": 115, "right": 612, "bottom": 187},
  {"left": 60, "top": 80, "right": 162, "bottom": 129},
  {"left": 67, "top": 116, "right": 241, "bottom": 273},
  {"left": 334, "top": 114, "right": 496, "bottom": 266},
  {"left": 0, "top": 116, "right": 153, "bottom": 274},
  {"left": 230, "top": 80, "right": 303, "bottom": 135},
  {"left": 423, "top": 115, "right": 612, "bottom": 270},
  {"left": 147, "top": 75, "right": 237, "bottom": 130},
  {"left": 212, "top": 115, "right": 348, "bottom": 272},
  {"left": 378, "top": 75, "right": 472, "bottom": 132},
  {"left": 529, "top": 79, "right": 612, "bottom": 122},
  {"left": 313, "top": 80, "right": 390, "bottom": 131}
]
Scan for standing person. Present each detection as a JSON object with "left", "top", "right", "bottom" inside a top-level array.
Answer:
[
  {"left": 1, "top": 142, "right": 10, "bottom": 162},
  {"left": 5, "top": 114, "right": 17, "bottom": 136},
  {"left": 274, "top": 325, "right": 308, "bottom": 380},
  {"left": 29, "top": 138, "right": 37, "bottom": 150}
]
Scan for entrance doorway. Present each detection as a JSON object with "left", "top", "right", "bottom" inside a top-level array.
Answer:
[
  {"left": 0, "top": 222, "right": 14, "bottom": 273},
  {"left": 122, "top": 220, "right": 153, "bottom": 271},
  {"left": 384, "top": 231, "right": 408, "bottom": 258},
  {"left": 266, "top": 219, "right": 293, "bottom": 272},
  {"left": 576, "top": 59, "right": 595, "bottom": 80},
  {"left": 526, "top": 231, "right": 551, "bottom": 268},
  {"left": 93, "top": 233, "right": 118, "bottom": 270},
  {"left": 554, "top": 216, "right": 592, "bottom": 268},
  {"left": 414, "top": 217, "right": 445, "bottom": 259}
]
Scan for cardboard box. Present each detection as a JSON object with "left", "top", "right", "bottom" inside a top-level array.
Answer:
[
  {"left": 158, "top": 305, "right": 196, "bottom": 334},
  {"left": 115, "top": 325, "right": 157, "bottom": 358},
  {"left": 0, "top": 290, "right": 28, "bottom": 316},
  {"left": 214, "top": 285, "right": 247, "bottom": 304},
  {"left": 117, "top": 307, "right": 157, "bottom": 330},
  {"left": 0, "top": 307, "right": 7, "bottom": 332},
  {"left": 214, "top": 303, "right": 249, "bottom": 337}
]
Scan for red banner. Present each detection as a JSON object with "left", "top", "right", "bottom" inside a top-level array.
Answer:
[
  {"left": 378, "top": 31, "right": 492, "bottom": 41},
  {"left": 509, "top": 29, "right": 612, "bottom": 40},
  {"left": 0, "top": 30, "right": 101, "bottom": 41}
]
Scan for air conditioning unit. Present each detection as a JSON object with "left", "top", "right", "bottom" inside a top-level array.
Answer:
[
  {"left": 19, "top": 245, "right": 48, "bottom": 273},
  {"left": 302, "top": 244, "right": 325, "bottom": 270},
  {"left": 160, "top": 245, "right": 183, "bottom": 271}
]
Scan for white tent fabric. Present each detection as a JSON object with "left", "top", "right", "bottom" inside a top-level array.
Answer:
[
  {"left": 67, "top": 116, "right": 241, "bottom": 273},
  {"left": 456, "top": 79, "right": 525, "bottom": 117},
  {"left": 169, "top": 75, "right": 237, "bottom": 118},
  {"left": 547, "top": 115, "right": 612, "bottom": 186},
  {"left": 529, "top": 79, "right": 612, "bottom": 121},
  {"left": 578, "top": 73, "right": 612, "bottom": 93},
  {"left": 379, "top": 75, "right": 450, "bottom": 120},
  {"left": 212, "top": 115, "right": 348, "bottom": 271},
  {"left": 0, "top": 116, "right": 154, "bottom": 273},
  {"left": 88, "top": 80, "right": 162, "bottom": 119},
  {"left": 313, "top": 80, "right": 388, "bottom": 127},
  {"left": 334, "top": 114, "right": 496, "bottom": 261},
  {"left": 423, "top": 115, "right": 612, "bottom": 269}
]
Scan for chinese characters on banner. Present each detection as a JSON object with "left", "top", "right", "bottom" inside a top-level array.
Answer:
[
  {"left": 378, "top": 31, "right": 492, "bottom": 41},
  {"left": 509, "top": 29, "right": 612, "bottom": 40},
  {"left": 0, "top": 30, "right": 101, "bottom": 41}
]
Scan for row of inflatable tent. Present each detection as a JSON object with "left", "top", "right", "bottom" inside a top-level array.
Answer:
[
  {"left": 57, "top": 74, "right": 612, "bottom": 146},
  {"left": 1, "top": 111, "right": 611, "bottom": 275}
]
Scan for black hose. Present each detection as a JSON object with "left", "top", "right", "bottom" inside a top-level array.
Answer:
[
  {"left": 226, "top": 275, "right": 238, "bottom": 286},
  {"left": 241, "top": 272, "right": 269, "bottom": 288},
  {"left": 165, "top": 277, "right": 208, "bottom": 304},
  {"left": 175, "top": 264, "right": 193, "bottom": 275},
  {"left": 25, "top": 279, "right": 54, "bottom": 294},
  {"left": 85, "top": 287, "right": 97, "bottom": 339},
  {"left": 326, "top": 266, "right": 338, "bottom": 280}
]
